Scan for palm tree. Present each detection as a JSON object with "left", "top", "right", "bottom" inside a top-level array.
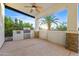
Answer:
[
  {"left": 56, "top": 22, "right": 67, "bottom": 31},
  {"left": 41, "top": 16, "right": 59, "bottom": 30}
]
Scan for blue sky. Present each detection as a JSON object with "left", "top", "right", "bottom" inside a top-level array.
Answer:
[
  {"left": 5, "top": 8, "right": 35, "bottom": 27},
  {"left": 5, "top": 8, "right": 68, "bottom": 28},
  {"left": 52, "top": 8, "right": 67, "bottom": 24}
]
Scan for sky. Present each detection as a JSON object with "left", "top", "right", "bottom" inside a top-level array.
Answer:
[
  {"left": 53, "top": 8, "right": 67, "bottom": 23},
  {"left": 5, "top": 8, "right": 35, "bottom": 28},
  {"left": 5, "top": 7, "right": 68, "bottom": 29}
]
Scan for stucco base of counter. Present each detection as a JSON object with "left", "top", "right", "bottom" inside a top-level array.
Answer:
[{"left": 13, "top": 30, "right": 24, "bottom": 40}]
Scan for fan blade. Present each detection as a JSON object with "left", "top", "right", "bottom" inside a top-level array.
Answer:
[
  {"left": 36, "top": 6, "right": 43, "bottom": 8},
  {"left": 35, "top": 8, "right": 41, "bottom": 13},
  {"left": 36, "top": 7, "right": 43, "bottom": 13}
]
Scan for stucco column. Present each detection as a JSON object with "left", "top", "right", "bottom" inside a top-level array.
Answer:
[
  {"left": 0, "top": 3, "right": 4, "bottom": 48},
  {"left": 67, "top": 4, "right": 78, "bottom": 32},
  {"left": 35, "top": 18, "right": 39, "bottom": 31},
  {"left": 66, "top": 4, "right": 78, "bottom": 52},
  {"left": 34, "top": 18, "right": 39, "bottom": 38}
]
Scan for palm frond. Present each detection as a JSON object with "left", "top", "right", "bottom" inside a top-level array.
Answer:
[
  {"left": 53, "top": 22, "right": 58, "bottom": 26},
  {"left": 40, "top": 20, "right": 46, "bottom": 25}
]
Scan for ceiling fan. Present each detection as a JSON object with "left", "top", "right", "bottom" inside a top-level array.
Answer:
[{"left": 24, "top": 3, "right": 43, "bottom": 13}]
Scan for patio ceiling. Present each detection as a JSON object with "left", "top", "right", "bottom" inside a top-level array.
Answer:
[
  {"left": 4, "top": 3, "right": 77, "bottom": 20},
  {"left": 5, "top": 3, "right": 53, "bottom": 18}
]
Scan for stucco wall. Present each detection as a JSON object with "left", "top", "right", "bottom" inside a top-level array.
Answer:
[
  {"left": 39, "top": 30, "right": 48, "bottom": 40},
  {"left": 48, "top": 31, "right": 66, "bottom": 46},
  {"left": 39, "top": 31, "right": 66, "bottom": 46},
  {"left": 0, "top": 4, "right": 4, "bottom": 48}
]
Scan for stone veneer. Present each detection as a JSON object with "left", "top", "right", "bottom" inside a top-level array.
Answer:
[
  {"left": 66, "top": 33, "right": 78, "bottom": 53},
  {"left": 34, "top": 31, "right": 39, "bottom": 38}
]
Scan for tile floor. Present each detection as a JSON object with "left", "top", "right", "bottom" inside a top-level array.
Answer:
[{"left": 0, "top": 39, "right": 78, "bottom": 56}]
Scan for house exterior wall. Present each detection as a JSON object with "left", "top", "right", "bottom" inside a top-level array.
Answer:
[{"left": 0, "top": 4, "right": 4, "bottom": 48}]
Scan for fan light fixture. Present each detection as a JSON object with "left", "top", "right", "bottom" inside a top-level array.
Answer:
[{"left": 24, "top": 3, "right": 43, "bottom": 13}]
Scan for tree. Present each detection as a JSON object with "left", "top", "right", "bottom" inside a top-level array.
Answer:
[
  {"left": 18, "top": 20, "right": 23, "bottom": 30},
  {"left": 56, "top": 22, "right": 67, "bottom": 31},
  {"left": 14, "top": 18, "right": 19, "bottom": 30},
  {"left": 5, "top": 16, "right": 14, "bottom": 37},
  {"left": 23, "top": 23, "right": 34, "bottom": 30},
  {"left": 5, "top": 16, "right": 34, "bottom": 37},
  {"left": 41, "top": 16, "right": 59, "bottom": 30},
  {"left": 30, "top": 24, "right": 34, "bottom": 30}
]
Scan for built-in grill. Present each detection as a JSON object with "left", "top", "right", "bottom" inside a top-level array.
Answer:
[{"left": 23, "top": 29, "right": 31, "bottom": 39}]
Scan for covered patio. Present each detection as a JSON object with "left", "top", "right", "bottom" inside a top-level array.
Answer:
[{"left": 0, "top": 3, "right": 79, "bottom": 56}]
